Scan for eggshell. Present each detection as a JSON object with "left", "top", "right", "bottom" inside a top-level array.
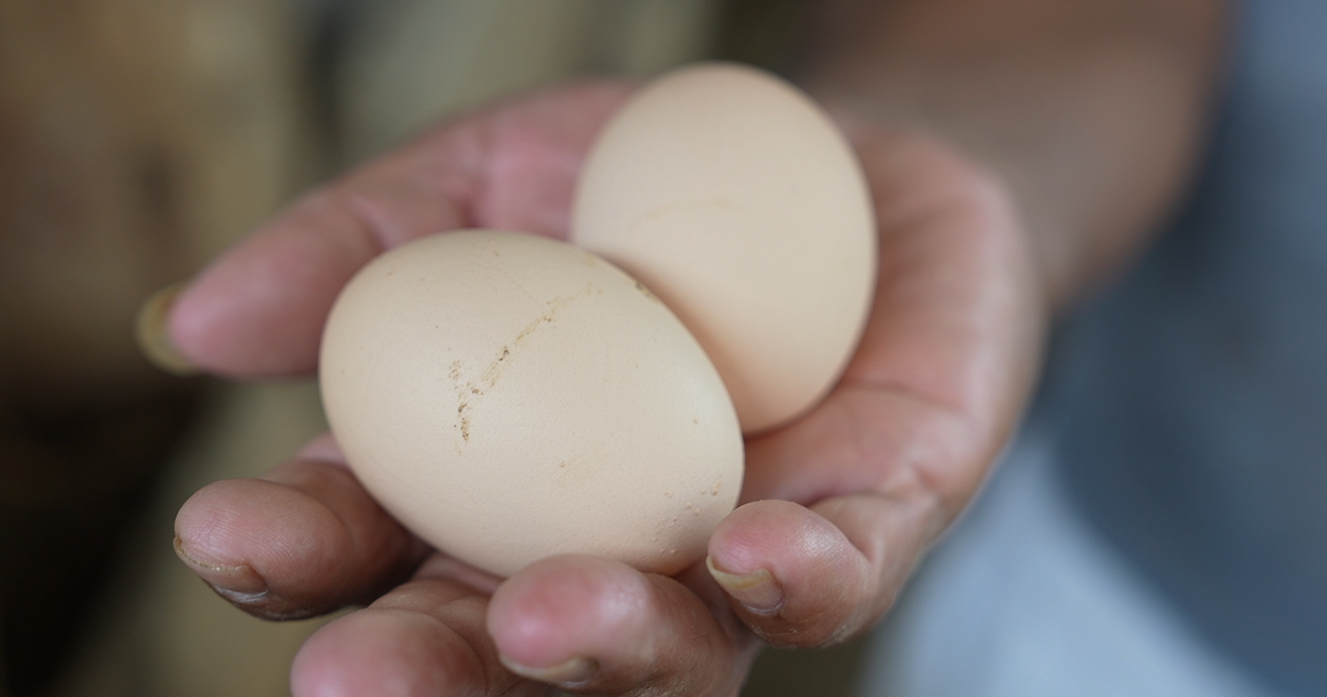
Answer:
[
  {"left": 319, "top": 230, "right": 743, "bottom": 578},
  {"left": 571, "top": 62, "right": 877, "bottom": 434}
]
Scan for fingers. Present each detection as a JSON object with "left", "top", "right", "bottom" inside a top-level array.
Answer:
[
  {"left": 716, "top": 373, "right": 974, "bottom": 649},
  {"left": 166, "top": 158, "right": 459, "bottom": 378},
  {"left": 290, "top": 555, "right": 755, "bottom": 697},
  {"left": 164, "top": 82, "right": 633, "bottom": 379},
  {"left": 707, "top": 495, "right": 938, "bottom": 647},
  {"left": 173, "top": 435, "right": 429, "bottom": 619},
  {"left": 488, "top": 556, "right": 755, "bottom": 696},
  {"left": 291, "top": 577, "right": 538, "bottom": 697}
]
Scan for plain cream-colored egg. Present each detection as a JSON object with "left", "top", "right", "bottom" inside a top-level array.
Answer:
[
  {"left": 572, "top": 62, "right": 877, "bottom": 434},
  {"left": 319, "top": 231, "right": 743, "bottom": 578}
]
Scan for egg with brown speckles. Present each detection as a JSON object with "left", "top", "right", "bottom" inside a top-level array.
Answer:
[{"left": 319, "top": 230, "right": 743, "bottom": 577}]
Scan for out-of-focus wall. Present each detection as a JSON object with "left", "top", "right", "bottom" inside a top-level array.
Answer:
[
  {"left": 0, "top": 0, "right": 313, "bottom": 396},
  {"left": 0, "top": 2, "right": 314, "bottom": 695},
  {"left": 335, "top": 0, "right": 721, "bottom": 162}
]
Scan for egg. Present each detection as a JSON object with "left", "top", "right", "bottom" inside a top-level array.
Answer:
[
  {"left": 572, "top": 62, "right": 877, "bottom": 434},
  {"left": 319, "top": 231, "right": 743, "bottom": 578}
]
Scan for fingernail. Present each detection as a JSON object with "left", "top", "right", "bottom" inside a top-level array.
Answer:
[
  {"left": 136, "top": 283, "right": 198, "bottom": 375},
  {"left": 707, "top": 555, "right": 784, "bottom": 614},
  {"left": 499, "top": 655, "right": 598, "bottom": 687},
  {"left": 173, "top": 535, "right": 268, "bottom": 602}
]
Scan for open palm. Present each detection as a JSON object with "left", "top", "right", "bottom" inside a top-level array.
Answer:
[{"left": 169, "top": 80, "right": 1044, "bottom": 696}]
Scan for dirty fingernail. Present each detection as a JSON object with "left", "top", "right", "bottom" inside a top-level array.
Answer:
[
  {"left": 136, "top": 283, "right": 198, "bottom": 375},
  {"left": 173, "top": 534, "right": 268, "bottom": 601},
  {"left": 499, "top": 655, "right": 598, "bottom": 687},
  {"left": 707, "top": 555, "right": 784, "bottom": 614}
]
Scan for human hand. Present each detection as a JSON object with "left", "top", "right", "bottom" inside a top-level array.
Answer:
[{"left": 164, "top": 79, "right": 1045, "bottom": 696}]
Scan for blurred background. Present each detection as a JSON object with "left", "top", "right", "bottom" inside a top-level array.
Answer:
[{"left": 0, "top": 1, "right": 871, "bottom": 695}]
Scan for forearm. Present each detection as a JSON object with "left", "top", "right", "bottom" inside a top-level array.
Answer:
[{"left": 796, "top": 0, "right": 1228, "bottom": 310}]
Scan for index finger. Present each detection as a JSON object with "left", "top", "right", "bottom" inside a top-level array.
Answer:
[{"left": 163, "top": 81, "right": 632, "bottom": 379}]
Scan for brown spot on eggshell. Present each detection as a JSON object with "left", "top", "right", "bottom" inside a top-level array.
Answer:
[
  {"left": 457, "top": 402, "right": 472, "bottom": 443},
  {"left": 448, "top": 360, "right": 473, "bottom": 444},
  {"left": 553, "top": 457, "right": 597, "bottom": 487},
  {"left": 633, "top": 279, "right": 662, "bottom": 304},
  {"left": 449, "top": 284, "right": 604, "bottom": 447}
]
